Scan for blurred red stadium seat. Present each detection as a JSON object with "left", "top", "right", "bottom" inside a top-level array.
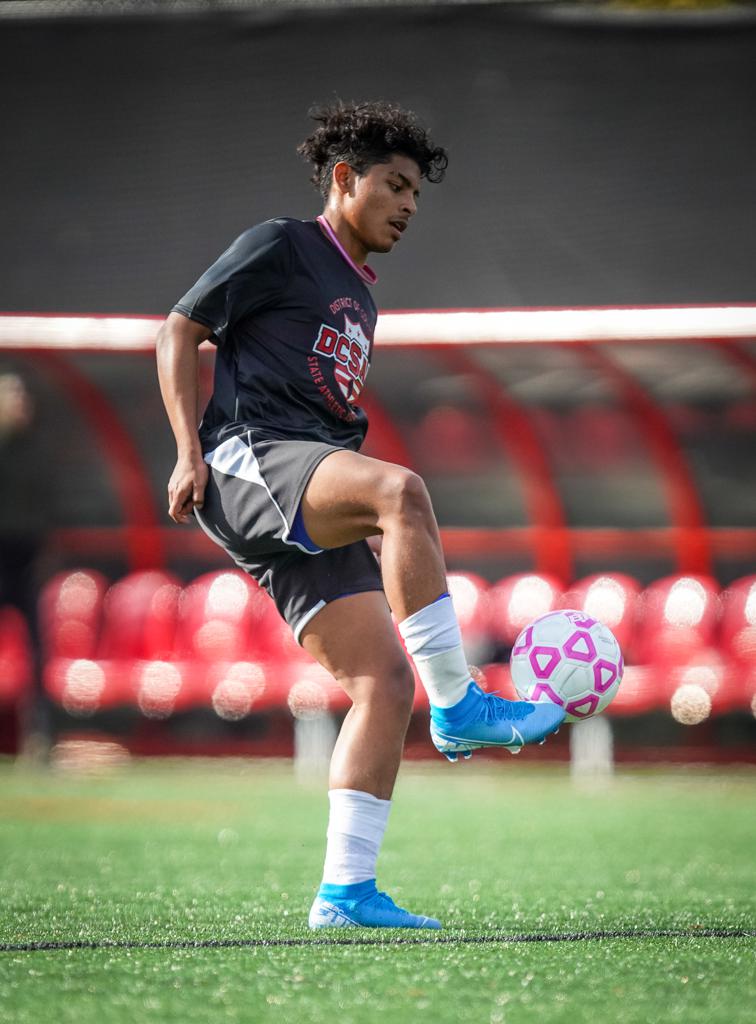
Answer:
[
  {"left": 720, "top": 575, "right": 756, "bottom": 668},
  {"left": 635, "top": 574, "right": 721, "bottom": 667},
  {"left": 0, "top": 606, "right": 32, "bottom": 705},
  {"left": 172, "top": 570, "right": 282, "bottom": 716},
  {"left": 62, "top": 571, "right": 183, "bottom": 715},
  {"left": 488, "top": 573, "right": 563, "bottom": 647},
  {"left": 561, "top": 573, "right": 642, "bottom": 658},
  {"left": 98, "top": 570, "right": 181, "bottom": 660},
  {"left": 176, "top": 570, "right": 264, "bottom": 663},
  {"left": 39, "top": 569, "right": 108, "bottom": 660},
  {"left": 36, "top": 564, "right": 756, "bottom": 728}
]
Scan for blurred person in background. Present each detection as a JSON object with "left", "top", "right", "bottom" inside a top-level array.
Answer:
[
  {"left": 0, "top": 372, "right": 50, "bottom": 752},
  {"left": 156, "top": 101, "right": 563, "bottom": 931}
]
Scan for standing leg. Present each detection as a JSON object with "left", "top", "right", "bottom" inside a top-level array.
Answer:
[{"left": 301, "top": 591, "right": 440, "bottom": 930}]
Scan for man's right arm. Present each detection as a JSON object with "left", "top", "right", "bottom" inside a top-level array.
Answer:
[{"left": 155, "top": 311, "right": 212, "bottom": 524}]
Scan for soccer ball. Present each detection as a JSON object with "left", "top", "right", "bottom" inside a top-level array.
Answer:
[{"left": 510, "top": 610, "right": 624, "bottom": 722}]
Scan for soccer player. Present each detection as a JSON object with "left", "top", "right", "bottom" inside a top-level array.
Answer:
[{"left": 156, "top": 101, "right": 564, "bottom": 931}]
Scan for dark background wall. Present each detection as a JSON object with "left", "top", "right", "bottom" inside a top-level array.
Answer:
[{"left": 2, "top": 4, "right": 756, "bottom": 314}]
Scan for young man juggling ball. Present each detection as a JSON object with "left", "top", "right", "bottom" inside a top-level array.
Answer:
[{"left": 156, "top": 101, "right": 564, "bottom": 930}]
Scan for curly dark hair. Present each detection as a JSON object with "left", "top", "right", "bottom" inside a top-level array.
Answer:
[{"left": 298, "top": 100, "right": 448, "bottom": 200}]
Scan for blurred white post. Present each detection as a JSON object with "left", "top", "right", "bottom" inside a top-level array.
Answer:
[
  {"left": 569, "top": 716, "right": 614, "bottom": 780},
  {"left": 294, "top": 713, "right": 338, "bottom": 782}
]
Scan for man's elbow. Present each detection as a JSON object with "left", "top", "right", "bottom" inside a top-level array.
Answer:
[
  {"left": 155, "top": 320, "right": 169, "bottom": 353},
  {"left": 156, "top": 312, "right": 212, "bottom": 353}
]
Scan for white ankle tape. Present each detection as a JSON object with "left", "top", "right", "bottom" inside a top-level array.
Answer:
[
  {"left": 398, "top": 595, "right": 462, "bottom": 659},
  {"left": 414, "top": 648, "right": 473, "bottom": 707},
  {"left": 399, "top": 597, "right": 471, "bottom": 708}
]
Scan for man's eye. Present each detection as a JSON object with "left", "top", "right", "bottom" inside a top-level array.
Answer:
[{"left": 389, "top": 183, "right": 400, "bottom": 192}]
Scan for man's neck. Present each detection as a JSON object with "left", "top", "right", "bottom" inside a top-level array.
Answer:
[{"left": 321, "top": 206, "right": 368, "bottom": 266}]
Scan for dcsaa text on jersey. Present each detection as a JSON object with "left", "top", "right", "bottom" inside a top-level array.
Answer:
[{"left": 312, "top": 314, "right": 371, "bottom": 404}]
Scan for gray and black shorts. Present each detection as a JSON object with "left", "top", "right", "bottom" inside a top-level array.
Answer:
[{"left": 193, "top": 432, "right": 383, "bottom": 642}]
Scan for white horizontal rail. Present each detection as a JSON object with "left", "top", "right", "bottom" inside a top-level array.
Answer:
[{"left": 0, "top": 307, "right": 755, "bottom": 350}]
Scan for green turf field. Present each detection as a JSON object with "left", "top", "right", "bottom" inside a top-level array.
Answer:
[{"left": 1, "top": 757, "right": 754, "bottom": 1023}]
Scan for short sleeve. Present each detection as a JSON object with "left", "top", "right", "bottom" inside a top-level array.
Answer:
[{"left": 171, "top": 220, "right": 292, "bottom": 346}]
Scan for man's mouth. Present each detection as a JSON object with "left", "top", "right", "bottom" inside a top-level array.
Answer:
[{"left": 389, "top": 219, "right": 407, "bottom": 236}]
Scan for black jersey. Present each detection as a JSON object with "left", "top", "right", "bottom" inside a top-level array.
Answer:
[{"left": 172, "top": 218, "right": 378, "bottom": 454}]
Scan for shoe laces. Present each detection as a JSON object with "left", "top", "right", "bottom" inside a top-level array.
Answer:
[
  {"left": 362, "top": 890, "right": 409, "bottom": 917},
  {"left": 368, "top": 890, "right": 396, "bottom": 909},
  {"left": 482, "top": 692, "right": 535, "bottom": 723}
]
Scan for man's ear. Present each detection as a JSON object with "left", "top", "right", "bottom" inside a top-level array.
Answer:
[{"left": 332, "top": 161, "right": 355, "bottom": 197}]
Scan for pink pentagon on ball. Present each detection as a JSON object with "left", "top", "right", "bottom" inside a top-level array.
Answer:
[
  {"left": 563, "top": 629, "right": 597, "bottom": 663},
  {"left": 566, "top": 693, "right": 599, "bottom": 718},
  {"left": 512, "top": 625, "right": 534, "bottom": 656},
  {"left": 530, "top": 682, "right": 565, "bottom": 707},
  {"left": 529, "top": 645, "right": 560, "bottom": 679},
  {"left": 592, "top": 659, "right": 618, "bottom": 694}
]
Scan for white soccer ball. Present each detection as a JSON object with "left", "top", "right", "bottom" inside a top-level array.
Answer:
[{"left": 510, "top": 609, "right": 624, "bottom": 722}]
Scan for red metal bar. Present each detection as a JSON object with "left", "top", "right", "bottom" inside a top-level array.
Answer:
[
  {"left": 49, "top": 525, "right": 756, "bottom": 564},
  {"left": 573, "top": 345, "right": 712, "bottom": 576},
  {"left": 435, "top": 349, "right": 571, "bottom": 581}
]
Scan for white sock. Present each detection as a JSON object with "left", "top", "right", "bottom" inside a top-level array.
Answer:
[
  {"left": 321, "top": 789, "right": 391, "bottom": 886},
  {"left": 398, "top": 595, "right": 472, "bottom": 708}
]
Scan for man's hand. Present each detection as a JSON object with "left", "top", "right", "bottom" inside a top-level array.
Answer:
[
  {"left": 167, "top": 453, "right": 209, "bottom": 524},
  {"left": 156, "top": 312, "right": 213, "bottom": 524}
]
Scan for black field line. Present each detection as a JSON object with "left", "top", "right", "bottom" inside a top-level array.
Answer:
[{"left": 2, "top": 928, "right": 754, "bottom": 953}]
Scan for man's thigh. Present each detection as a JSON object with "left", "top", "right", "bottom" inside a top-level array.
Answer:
[
  {"left": 300, "top": 591, "right": 412, "bottom": 702},
  {"left": 301, "top": 449, "right": 411, "bottom": 549}
]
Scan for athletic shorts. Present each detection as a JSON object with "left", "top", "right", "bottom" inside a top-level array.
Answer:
[{"left": 193, "top": 432, "right": 383, "bottom": 642}]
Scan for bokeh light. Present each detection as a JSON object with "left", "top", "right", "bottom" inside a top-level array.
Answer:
[
  {"left": 51, "top": 739, "right": 130, "bottom": 774},
  {"left": 61, "top": 659, "right": 105, "bottom": 716},
  {"left": 506, "top": 575, "right": 559, "bottom": 632},
  {"left": 447, "top": 573, "right": 487, "bottom": 627},
  {"left": 193, "top": 619, "right": 243, "bottom": 660},
  {"left": 57, "top": 571, "right": 100, "bottom": 619},
  {"left": 663, "top": 578, "right": 708, "bottom": 628},
  {"left": 206, "top": 573, "right": 250, "bottom": 620},
  {"left": 671, "top": 682, "right": 711, "bottom": 725},
  {"left": 137, "top": 661, "right": 182, "bottom": 719},
  {"left": 583, "top": 576, "right": 627, "bottom": 629},
  {"left": 288, "top": 679, "right": 329, "bottom": 720},
  {"left": 677, "top": 662, "right": 721, "bottom": 698},
  {"left": 212, "top": 662, "right": 266, "bottom": 721}
]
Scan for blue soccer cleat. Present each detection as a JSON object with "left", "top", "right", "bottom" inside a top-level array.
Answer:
[
  {"left": 308, "top": 879, "right": 441, "bottom": 930},
  {"left": 430, "top": 682, "right": 565, "bottom": 761}
]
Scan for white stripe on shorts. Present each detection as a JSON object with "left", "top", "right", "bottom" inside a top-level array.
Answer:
[{"left": 204, "top": 435, "right": 318, "bottom": 556}]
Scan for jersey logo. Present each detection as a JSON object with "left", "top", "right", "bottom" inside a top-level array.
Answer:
[{"left": 312, "top": 314, "right": 371, "bottom": 404}]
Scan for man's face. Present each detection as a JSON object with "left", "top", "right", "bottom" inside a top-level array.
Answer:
[{"left": 340, "top": 154, "right": 421, "bottom": 255}]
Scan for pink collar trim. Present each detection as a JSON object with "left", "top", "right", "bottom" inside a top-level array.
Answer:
[{"left": 316, "top": 215, "right": 378, "bottom": 286}]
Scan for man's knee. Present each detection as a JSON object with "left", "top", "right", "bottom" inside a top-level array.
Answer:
[
  {"left": 348, "top": 656, "right": 415, "bottom": 718},
  {"left": 385, "top": 657, "right": 416, "bottom": 717},
  {"left": 376, "top": 467, "right": 432, "bottom": 524}
]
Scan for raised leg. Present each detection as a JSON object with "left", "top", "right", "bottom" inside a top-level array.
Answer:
[
  {"left": 301, "top": 450, "right": 446, "bottom": 621},
  {"left": 301, "top": 449, "right": 564, "bottom": 757}
]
